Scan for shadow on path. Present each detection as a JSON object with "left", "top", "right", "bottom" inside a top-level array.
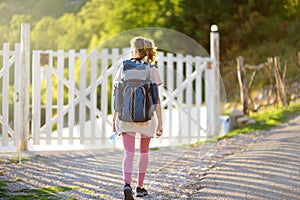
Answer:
[
  {"left": 1, "top": 116, "right": 300, "bottom": 199},
  {"left": 191, "top": 116, "right": 300, "bottom": 200}
]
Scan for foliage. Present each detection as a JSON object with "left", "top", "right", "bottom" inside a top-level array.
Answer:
[
  {"left": 0, "top": 0, "right": 300, "bottom": 109},
  {"left": 0, "top": 0, "right": 85, "bottom": 24},
  {"left": 1, "top": 0, "right": 299, "bottom": 57}
]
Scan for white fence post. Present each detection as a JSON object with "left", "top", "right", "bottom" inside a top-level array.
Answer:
[
  {"left": 14, "top": 43, "right": 22, "bottom": 146},
  {"left": 32, "top": 50, "right": 41, "bottom": 145},
  {"left": 2, "top": 43, "right": 9, "bottom": 147},
  {"left": 101, "top": 49, "right": 109, "bottom": 145},
  {"left": 57, "top": 50, "right": 65, "bottom": 145},
  {"left": 166, "top": 53, "right": 174, "bottom": 140},
  {"left": 19, "top": 23, "right": 30, "bottom": 150},
  {"left": 206, "top": 25, "right": 220, "bottom": 137},
  {"left": 90, "top": 49, "right": 98, "bottom": 145},
  {"left": 186, "top": 55, "right": 193, "bottom": 139},
  {"left": 68, "top": 49, "right": 76, "bottom": 145},
  {"left": 46, "top": 51, "right": 53, "bottom": 144},
  {"left": 79, "top": 49, "right": 87, "bottom": 144},
  {"left": 212, "top": 25, "right": 220, "bottom": 136},
  {"left": 176, "top": 53, "right": 183, "bottom": 143},
  {"left": 195, "top": 57, "right": 203, "bottom": 137}
]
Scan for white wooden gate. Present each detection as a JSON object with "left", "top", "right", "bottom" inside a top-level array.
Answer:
[
  {"left": 1, "top": 24, "right": 221, "bottom": 152},
  {"left": 29, "top": 48, "right": 216, "bottom": 151},
  {"left": 31, "top": 48, "right": 121, "bottom": 150},
  {"left": 0, "top": 24, "right": 30, "bottom": 152},
  {"left": 0, "top": 43, "right": 22, "bottom": 151}
]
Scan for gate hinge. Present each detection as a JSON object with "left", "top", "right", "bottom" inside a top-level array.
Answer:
[{"left": 14, "top": 92, "right": 19, "bottom": 102}]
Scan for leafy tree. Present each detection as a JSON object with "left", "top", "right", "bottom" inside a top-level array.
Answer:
[
  {"left": 87, "top": 0, "right": 180, "bottom": 46},
  {"left": 76, "top": 0, "right": 113, "bottom": 49},
  {"left": 31, "top": 16, "right": 58, "bottom": 50},
  {"left": 1, "top": 0, "right": 300, "bottom": 103},
  {"left": 55, "top": 13, "right": 87, "bottom": 50},
  {"left": 0, "top": 0, "right": 25, "bottom": 25},
  {"left": 9, "top": 15, "right": 32, "bottom": 44},
  {"left": 0, "top": 0, "right": 87, "bottom": 25},
  {"left": 0, "top": 24, "right": 8, "bottom": 44},
  {"left": 284, "top": 0, "right": 300, "bottom": 20}
]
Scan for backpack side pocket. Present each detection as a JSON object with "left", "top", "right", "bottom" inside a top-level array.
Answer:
[
  {"left": 120, "top": 86, "right": 134, "bottom": 122},
  {"left": 113, "top": 82, "right": 124, "bottom": 113}
]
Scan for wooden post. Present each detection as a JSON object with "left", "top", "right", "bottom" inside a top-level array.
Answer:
[
  {"left": 2, "top": 43, "right": 9, "bottom": 146},
  {"left": 206, "top": 24, "right": 220, "bottom": 137},
  {"left": 19, "top": 23, "right": 30, "bottom": 151},
  {"left": 273, "top": 57, "right": 280, "bottom": 106},
  {"left": 237, "top": 56, "right": 248, "bottom": 114},
  {"left": 267, "top": 57, "right": 277, "bottom": 106},
  {"left": 273, "top": 56, "right": 289, "bottom": 107}
]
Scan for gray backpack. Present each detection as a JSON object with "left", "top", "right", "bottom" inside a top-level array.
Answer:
[{"left": 113, "top": 58, "right": 158, "bottom": 122}]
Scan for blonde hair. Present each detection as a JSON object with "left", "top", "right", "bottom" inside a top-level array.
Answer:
[{"left": 130, "top": 36, "right": 157, "bottom": 64}]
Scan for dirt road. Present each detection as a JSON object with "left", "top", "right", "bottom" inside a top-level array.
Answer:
[
  {"left": 191, "top": 115, "right": 300, "bottom": 199},
  {"left": 1, "top": 115, "right": 300, "bottom": 199}
]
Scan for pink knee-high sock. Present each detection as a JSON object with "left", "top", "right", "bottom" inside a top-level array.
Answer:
[
  {"left": 138, "top": 136, "right": 151, "bottom": 186},
  {"left": 122, "top": 132, "right": 135, "bottom": 184}
]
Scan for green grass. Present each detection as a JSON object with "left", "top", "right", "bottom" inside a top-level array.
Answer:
[
  {"left": 0, "top": 181, "right": 81, "bottom": 200},
  {"left": 12, "top": 185, "right": 81, "bottom": 200},
  {"left": 9, "top": 157, "right": 31, "bottom": 164},
  {"left": 150, "top": 147, "right": 160, "bottom": 151},
  {"left": 223, "top": 101, "right": 300, "bottom": 139},
  {"left": 13, "top": 177, "right": 22, "bottom": 182},
  {"left": 0, "top": 180, "right": 9, "bottom": 198},
  {"left": 192, "top": 101, "right": 300, "bottom": 146},
  {"left": 0, "top": 180, "right": 7, "bottom": 187}
]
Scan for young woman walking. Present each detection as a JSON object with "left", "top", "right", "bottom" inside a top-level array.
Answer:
[{"left": 112, "top": 36, "right": 163, "bottom": 199}]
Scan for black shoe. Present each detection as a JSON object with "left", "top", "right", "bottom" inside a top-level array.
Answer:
[
  {"left": 124, "top": 183, "right": 134, "bottom": 200},
  {"left": 136, "top": 186, "right": 148, "bottom": 197}
]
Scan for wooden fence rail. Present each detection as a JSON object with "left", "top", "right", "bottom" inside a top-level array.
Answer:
[{"left": 237, "top": 53, "right": 300, "bottom": 114}]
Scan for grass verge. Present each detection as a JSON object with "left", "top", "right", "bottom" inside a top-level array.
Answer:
[
  {"left": 223, "top": 101, "right": 300, "bottom": 139},
  {"left": 192, "top": 101, "right": 300, "bottom": 146},
  {"left": 0, "top": 181, "right": 81, "bottom": 200}
]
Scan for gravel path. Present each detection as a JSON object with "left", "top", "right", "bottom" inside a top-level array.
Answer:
[
  {"left": 191, "top": 115, "right": 300, "bottom": 200},
  {"left": 1, "top": 115, "right": 300, "bottom": 199}
]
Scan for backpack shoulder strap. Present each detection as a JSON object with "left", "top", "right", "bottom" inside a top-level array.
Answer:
[{"left": 120, "top": 60, "right": 127, "bottom": 81}]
